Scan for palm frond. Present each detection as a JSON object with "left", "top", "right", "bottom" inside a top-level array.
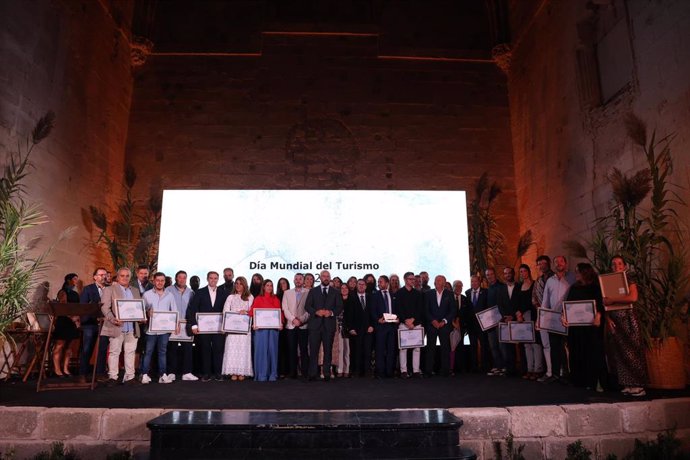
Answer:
[
  {"left": 608, "top": 168, "right": 652, "bottom": 209},
  {"left": 516, "top": 230, "right": 535, "bottom": 260},
  {"left": 31, "top": 111, "right": 56, "bottom": 144}
]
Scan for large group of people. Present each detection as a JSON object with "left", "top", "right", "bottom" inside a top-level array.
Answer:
[{"left": 48, "top": 255, "right": 648, "bottom": 396}]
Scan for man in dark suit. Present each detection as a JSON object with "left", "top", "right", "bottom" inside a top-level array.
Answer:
[
  {"left": 219, "top": 267, "right": 234, "bottom": 296},
  {"left": 186, "top": 271, "right": 229, "bottom": 381},
  {"left": 504, "top": 267, "right": 522, "bottom": 374},
  {"left": 424, "top": 275, "right": 456, "bottom": 377},
  {"left": 344, "top": 279, "right": 374, "bottom": 377},
  {"left": 79, "top": 267, "right": 109, "bottom": 381},
  {"left": 305, "top": 270, "right": 343, "bottom": 381},
  {"left": 396, "top": 272, "right": 425, "bottom": 378},
  {"left": 485, "top": 267, "right": 514, "bottom": 376},
  {"left": 370, "top": 275, "right": 398, "bottom": 378},
  {"left": 452, "top": 280, "right": 472, "bottom": 374},
  {"left": 465, "top": 275, "right": 491, "bottom": 373}
]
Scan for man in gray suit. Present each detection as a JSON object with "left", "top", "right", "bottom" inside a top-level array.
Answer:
[{"left": 305, "top": 270, "right": 343, "bottom": 382}]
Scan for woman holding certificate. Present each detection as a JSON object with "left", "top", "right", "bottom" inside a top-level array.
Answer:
[
  {"left": 515, "top": 265, "right": 543, "bottom": 380},
  {"left": 221, "top": 277, "right": 254, "bottom": 381},
  {"left": 250, "top": 279, "right": 284, "bottom": 382},
  {"left": 603, "top": 256, "right": 648, "bottom": 397},
  {"left": 562, "top": 263, "right": 606, "bottom": 391}
]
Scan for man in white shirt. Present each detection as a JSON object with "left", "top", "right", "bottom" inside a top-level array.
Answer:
[
  {"left": 282, "top": 273, "right": 310, "bottom": 378},
  {"left": 165, "top": 270, "right": 197, "bottom": 381},
  {"left": 141, "top": 272, "right": 177, "bottom": 384}
]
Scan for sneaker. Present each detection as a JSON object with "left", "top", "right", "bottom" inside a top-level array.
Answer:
[
  {"left": 159, "top": 374, "right": 173, "bottom": 384},
  {"left": 141, "top": 374, "right": 152, "bottom": 384},
  {"left": 487, "top": 368, "right": 501, "bottom": 376},
  {"left": 536, "top": 374, "right": 552, "bottom": 383},
  {"left": 182, "top": 373, "right": 199, "bottom": 381},
  {"left": 167, "top": 374, "right": 176, "bottom": 382}
]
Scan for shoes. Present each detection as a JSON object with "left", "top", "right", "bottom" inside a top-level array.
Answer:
[
  {"left": 159, "top": 374, "right": 173, "bottom": 384},
  {"left": 182, "top": 373, "right": 199, "bottom": 381},
  {"left": 141, "top": 374, "right": 152, "bottom": 384},
  {"left": 167, "top": 374, "right": 176, "bottom": 382},
  {"left": 628, "top": 387, "right": 646, "bottom": 397},
  {"left": 536, "top": 374, "right": 552, "bottom": 383},
  {"left": 413, "top": 372, "right": 423, "bottom": 379},
  {"left": 487, "top": 368, "right": 501, "bottom": 376},
  {"left": 400, "top": 372, "right": 410, "bottom": 379},
  {"left": 123, "top": 378, "right": 140, "bottom": 386},
  {"left": 215, "top": 375, "right": 224, "bottom": 382},
  {"left": 541, "top": 375, "right": 558, "bottom": 384},
  {"left": 201, "top": 375, "right": 211, "bottom": 382},
  {"left": 238, "top": 375, "right": 245, "bottom": 381},
  {"left": 231, "top": 375, "right": 238, "bottom": 381},
  {"left": 104, "top": 378, "right": 119, "bottom": 388}
]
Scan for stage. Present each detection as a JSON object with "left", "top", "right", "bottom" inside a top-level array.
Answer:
[{"left": 3, "top": 373, "right": 684, "bottom": 410}]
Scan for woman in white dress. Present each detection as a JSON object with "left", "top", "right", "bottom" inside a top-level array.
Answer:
[{"left": 222, "top": 276, "right": 254, "bottom": 380}]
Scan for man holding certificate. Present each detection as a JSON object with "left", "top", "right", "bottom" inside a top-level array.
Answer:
[
  {"left": 100, "top": 267, "right": 143, "bottom": 386},
  {"left": 305, "top": 270, "right": 343, "bottom": 382},
  {"left": 141, "top": 272, "right": 177, "bottom": 384},
  {"left": 395, "top": 272, "right": 424, "bottom": 378}
]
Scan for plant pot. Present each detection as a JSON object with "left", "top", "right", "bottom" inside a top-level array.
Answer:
[{"left": 646, "top": 337, "right": 686, "bottom": 389}]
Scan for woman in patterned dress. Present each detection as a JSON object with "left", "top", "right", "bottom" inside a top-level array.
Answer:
[
  {"left": 221, "top": 276, "right": 254, "bottom": 380},
  {"left": 604, "top": 256, "right": 648, "bottom": 397}
]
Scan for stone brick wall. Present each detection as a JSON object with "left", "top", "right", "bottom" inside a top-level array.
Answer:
[
  {"left": 0, "top": 0, "right": 134, "bottom": 297},
  {"left": 0, "top": 399, "right": 687, "bottom": 459},
  {"left": 124, "top": 32, "right": 520, "bottom": 267},
  {"left": 506, "top": 0, "right": 690, "bottom": 260}
]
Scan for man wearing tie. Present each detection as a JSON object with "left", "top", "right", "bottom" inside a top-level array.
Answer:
[
  {"left": 186, "top": 271, "right": 229, "bottom": 382},
  {"left": 424, "top": 275, "right": 455, "bottom": 377},
  {"left": 370, "top": 275, "right": 398, "bottom": 379},
  {"left": 305, "top": 270, "right": 343, "bottom": 382},
  {"left": 79, "top": 267, "right": 109, "bottom": 381},
  {"left": 344, "top": 279, "right": 374, "bottom": 377},
  {"left": 465, "top": 275, "right": 490, "bottom": 373}
]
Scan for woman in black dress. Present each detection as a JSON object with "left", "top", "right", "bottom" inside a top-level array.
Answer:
[
  {"left": 53, "top": 273, "right": 81, "bottom": 376},
  {"left": 562, "top": 263, "right": 607, "bottom": 390}
]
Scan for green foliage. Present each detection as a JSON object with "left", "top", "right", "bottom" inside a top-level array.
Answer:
[
  {"left": 0, "top": 112, "right": 61, "bottom": 340},
  {"left": 87, "top": 164, "right": 161, "bottom": 272},
  {"left": 106, "top": 451, "right": 134, "bottom": 460},
  {"left": 623, "top": 429, "right": 690, "bottom": 460},
  {"left": 492, "top": 434, "right": 526, "bottom": 460},
  {"left": 565, "top": 440, "right": 593, "bottom": 460},
  {"left": 468, "top": 172, "right": 506, "bottom": 276},
  {"left": 31, "top": 442, "right": 79, "bottom": 460},
  {"left": 563, "top": 114, "right": 689, "bottom": 346}
]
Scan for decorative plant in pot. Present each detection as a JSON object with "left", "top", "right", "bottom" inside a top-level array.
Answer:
[
  {"left": 0, "top": 112, "right": 61, "bottom": 347},
  {"left": 566, "top": 114, "right": 689, "bottom": 389}
]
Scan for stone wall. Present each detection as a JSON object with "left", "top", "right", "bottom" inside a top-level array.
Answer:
[
  {"left": 0, "top": 399, "right": 687, "bottom": 459},
  {"left": 506, "top": 0, "right": 690, "bottom": 260},
  {"left": 0, "top": 0, "right": 134, "bottom": 297}
]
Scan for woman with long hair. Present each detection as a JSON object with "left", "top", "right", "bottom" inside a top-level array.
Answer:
[
  {"left": 221, "top": 276, "right": 254, "bottom": 381},
  {"left": 515, "top": 264, "right": 543, "bottom": 380},
  {"left": 562, "top": 263, "right": 606, "bottom": 390},
  {"left": 604, "top": 256, "right": 648, "bottom": 397},
  {"left": 53, "top": 273, "right": 81, "bottom": 377},
  {"left": 249, "top": 273, "right": 264, "bottom": 298},
  {"left": 336, "top": 283, "right": 350, "bottom": 377},
  {"left": 250, "top": 279, "right": 283, "bottom": 381}
]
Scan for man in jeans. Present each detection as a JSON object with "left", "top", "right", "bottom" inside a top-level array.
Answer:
[{"left": 141, "top": 272, "right": 177, "bottom": 384}]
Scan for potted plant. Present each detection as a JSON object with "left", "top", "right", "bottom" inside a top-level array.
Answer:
[{"left": 566, "top": 114, "right": 688, "bottom": 389}]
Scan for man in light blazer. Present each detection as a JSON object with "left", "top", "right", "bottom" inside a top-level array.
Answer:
[
  {"left": 424, "top": 275, "right": 456, "bottom": 377},
  {"left": 186, "top": 271, "right": 229, "bottom": 381},
  {"left": 101, "top": 267, "right": 143, "bottom": 385},
  {"left": 305, "top": 270, "right": 343, "bottom": 381},
  {"left": 282, "top": 273, "right": 310, "bottom": 379}
]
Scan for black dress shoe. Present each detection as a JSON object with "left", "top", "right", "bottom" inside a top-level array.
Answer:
[
  {"left": 323, "top": 376, "right": 331, "bottom": 382},
  {"left": 201, "top": 375, "right": 211, "bottom": 382},
  {"left": 105, "top": 378, "right": 120, "bottom": 387},
  {"left": 215, "top": 375, "right": 224, "bottom": 381}
]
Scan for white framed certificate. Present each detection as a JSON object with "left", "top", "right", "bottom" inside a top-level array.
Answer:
[
  {"left": 563, "top": 300, "right": 596, "bottom": 326},
  {"left": 398, "top": 327, "right": 424, "bottom": 349},
  {"left": 383, "top": 313, "right": 398, "bottom": 323},
  {"left": 115, "top": 299, "right": 146, "bottom": 321},
  {"left": 223, "top": 311, "right": 251, "bottom": 334},
  {"left": 196, "top": 313, "right": 223, "bottom": 334},
  {"left": 170, "top": 320, "right": 193, "bottom": 342},
  {"left": 599, "top": 272, "right": 633, "bottom": 311},
  {"left": 254, "top": 308, "right": 282, "bottom": 329},
  {"left": 476, "top": 306, "right": 502, "bottom": 331},
  {"left": 498, "top": 322, "right": 514, "bottom": 343},
  {"left": 509, "top": 321, "right": 535, "bottom": 342},
  {"left": 149, "top": 311, "right": 178, "bottom": 333},
  {"left": 537, "top": 308, "right": 568, "bottom": 335}
]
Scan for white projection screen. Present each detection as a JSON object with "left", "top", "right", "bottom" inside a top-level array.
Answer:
[{"left": 158, "top": 190, "right": 470, "bottom": 285}]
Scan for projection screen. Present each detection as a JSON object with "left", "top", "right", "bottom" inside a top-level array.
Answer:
[{"left": 158, "top": 190, "right": 470, "bottom": 285}]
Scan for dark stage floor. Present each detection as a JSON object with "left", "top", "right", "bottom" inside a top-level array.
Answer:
[{"left": 1, "top": 374, "right": 687, "bottom": 410}]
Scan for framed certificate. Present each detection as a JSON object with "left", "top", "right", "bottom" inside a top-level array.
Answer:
[
  {"left": 27, "top": 312, "right": 52, "bottom": 332},
  {"left": 169, "top": 320, "right": 193, "bottom": 342},
  {"left": 537, "top": 308, "right": 568, "bottom": 335},
  {"left": 383, "top": 313, "right": 398, "bottom": 323},
  {"left": 599, "top": 272, "right": 633, "bottom": 311},
  {"left": 498, "top": 322, "right": 514, "bottom": 343},
  {"left": 223, "top": 311, "right": 251, "bottom": 334},
  {"left": 509, "top": 321, "right": 535, "bottom": 342},
  {"left": 476, "top": 306, "right": 502, "bottom": 331},
  {"left": 563, "top": 300, "right": 596, "bottom": 326},
  {"left": 149, "top": 311, "right": 178, "bottom": 333},
  {"left": 398, "top": 327, "right": 424, "bottom": 349},
  {"left": 196, "top": 313, "right": 223, "bottom": 334},
  {"left": 115, "top": 299, "right": 146, "bottom": 321},
  {"left": 254, "top": 308, "right": 282, "bottom": 329}
]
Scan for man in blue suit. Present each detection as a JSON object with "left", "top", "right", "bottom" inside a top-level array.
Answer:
[
  {"left": 186, "top": 271, "right": 229, "bottom": 381},
  {"left": 79, "top": 267, "right": 109, "bottom": 381},
  {"left": 370, "top": 275, "right": 398, "bottom": 378},
  {"left": 424, "top": 275, "right": 456, "bottom": 377},
  {"left": 465, "top": 275, "right": 491, "bottom": 373},
  {"left": 305, "top": 270, "right": 343, "bottom": 382}
]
